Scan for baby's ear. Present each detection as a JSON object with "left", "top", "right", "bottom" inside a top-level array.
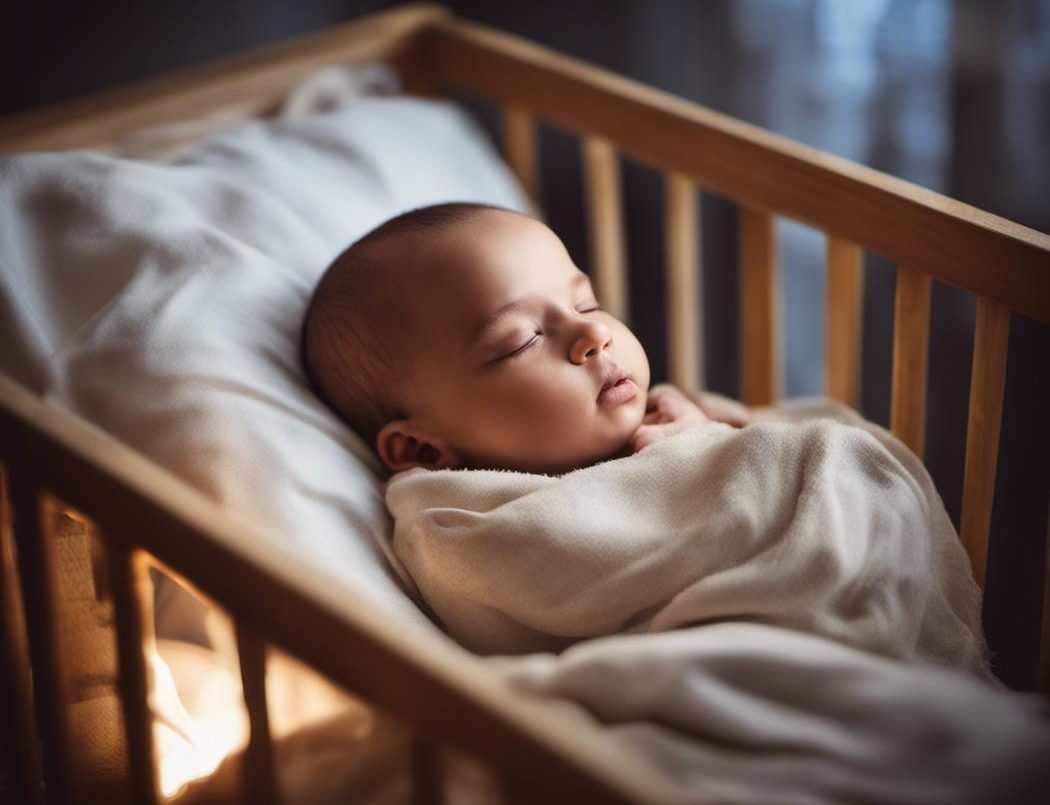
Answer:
[{"left": 376, "top": 421, "right": 461, "bottom": 472}]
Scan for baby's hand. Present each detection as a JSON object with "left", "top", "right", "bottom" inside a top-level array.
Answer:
[
  {"left": 630, "top": 384, "right": 711, "bottom": 453},
  {"left": 630, "top": 384, "right": 753, "bottom": 454},
  {"left": 642, "top": 383, "right": 710, "bottom": 426}
]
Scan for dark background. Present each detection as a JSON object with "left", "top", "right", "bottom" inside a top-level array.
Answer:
[{"left": 4, "top": 0, "right": 1048, "bottom": 690}]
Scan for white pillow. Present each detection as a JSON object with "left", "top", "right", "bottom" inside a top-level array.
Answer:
[{"left": 0, "top": 96, "right": 532, "bottom": 634}]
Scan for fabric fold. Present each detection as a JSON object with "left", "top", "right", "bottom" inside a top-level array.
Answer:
[{"left": 387, "top": 402, "right": 990, "bottom": 681}]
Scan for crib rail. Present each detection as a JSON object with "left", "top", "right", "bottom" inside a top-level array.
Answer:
[
  {"left": 0, "top": 375, "right": 660, "bottom": 804},
  {"left": 421, "top": 15, "right": 1050, "bottom": 324}
]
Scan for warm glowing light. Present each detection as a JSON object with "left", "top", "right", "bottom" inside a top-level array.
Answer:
[{"left": 150, "top": 643, "right": 247, "bottom": 800}]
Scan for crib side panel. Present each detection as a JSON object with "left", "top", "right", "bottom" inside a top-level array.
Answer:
[
  {"left": 0, "top": 374, "right": 658, "bottom": 803},
  {"left": 422, "top": 16, "right": 1050, "bottom": 326}
]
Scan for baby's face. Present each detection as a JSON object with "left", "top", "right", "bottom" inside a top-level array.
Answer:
[{"left": 384, "top": 210, "right": 650, "bottom": 475}]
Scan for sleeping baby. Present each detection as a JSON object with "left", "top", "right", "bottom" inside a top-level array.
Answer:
[
  {"left": 302, "top": 201, "right": 747, "bottom": 476},
  {"left": 302, "top": 202, "right": 991, "bottom": 682}
]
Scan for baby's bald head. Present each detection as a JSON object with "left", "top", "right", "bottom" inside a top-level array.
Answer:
[{"left": 301, "top": 202, "right": 510, "bottom": 449}]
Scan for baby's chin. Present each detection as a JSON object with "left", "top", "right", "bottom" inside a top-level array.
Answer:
[
  {"left": 462, "top": 404, "right": 647, "bottom": 475},
  {"left": 557, "top": 421, "right": 646, "bottom": 474}
]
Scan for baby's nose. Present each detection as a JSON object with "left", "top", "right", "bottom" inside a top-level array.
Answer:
[{"left": 571, "top": 320, "right": 613, "bottom": 363}]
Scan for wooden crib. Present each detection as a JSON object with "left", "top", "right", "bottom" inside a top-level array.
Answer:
[{"left": 1, "top": 3, "right": 1047, "bottom": 803}]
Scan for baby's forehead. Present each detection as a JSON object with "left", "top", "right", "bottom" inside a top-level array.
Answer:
[{"left": 424, "top": 212, "right": 566, "bottom": 282}]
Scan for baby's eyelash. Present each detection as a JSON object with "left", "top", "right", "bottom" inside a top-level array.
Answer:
[{"left": 503, "top": 332, "right": 541, "bottom": 359}]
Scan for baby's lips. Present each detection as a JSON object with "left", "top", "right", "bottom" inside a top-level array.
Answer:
[{"left": 597, "top": 376, "right": 638, "bottom": 406}]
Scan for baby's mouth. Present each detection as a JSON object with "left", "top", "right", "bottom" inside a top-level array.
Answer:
[{"left": 597, "top": 372, "right": 637, "bottom": 406}]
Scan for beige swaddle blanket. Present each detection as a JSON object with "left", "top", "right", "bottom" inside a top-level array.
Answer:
[{"left": 387, "top": 401, "right": 991, "bottom": 679}]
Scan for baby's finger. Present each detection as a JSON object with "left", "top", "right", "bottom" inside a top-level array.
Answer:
[
  {"left": 657, "top": 392, "right": 698, "bottom": 421},
  {"left": 630, "top": 424, "right": 672, "bottom": 453}
]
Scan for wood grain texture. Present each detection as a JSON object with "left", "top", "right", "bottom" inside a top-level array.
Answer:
[
  {"left": 0, "top": 4, "right": 451, "bottom": 153},
  {"left": 665, "top": 173, "right": 702, "bottom": 392},
  {"left": 424, "top": 17, "right": 1050, "bottom": 324},
  {"left": 824, "top": 237, "right": 863, "bottom": 408},
  {"left": 739, "top": 207, "right": 778, "bottom": 406},
  {"left": 582, "top": 135, "right": 628, "bottom": 323},
  {"left": 0, "top": 375, "right": 654, "bottom": 804},
  {"left": 960, "top": 298, "right": 1010, "bottom": 590},
  {"left": 890, "top": 265, "right": 932, "bottom": 458},
  {"left": 503, "top": 105, "right": 542, "bottom": 216}
]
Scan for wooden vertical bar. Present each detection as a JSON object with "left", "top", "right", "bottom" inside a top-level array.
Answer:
[
  {"left": 582, "top": 135, "right": 628, "bottom": 323},
  {"left": 960, "top": 298, "right": 1010, "bottom": 590},
  {"left": 890, "top": 265, "right": 932, "bottom": 457},
  {"left": 1041, "top": 499, "right": 1050, "bottom": 695},
  {"left": 392, "top": 35, "right": 441, "bottom": 99},
  {"left": 502, "top": 105, "right": 542, "bottom": 214},
  {"left": 8, "top": 476, "right": 77, "bottom": 805},
  {"left": 236, "top": 622, "right": 280, "bottom": 805},
  {"left": 411, "top": 735, "right": 445, "bottom": 805},
  {"left": 665, "top": 172, "right": 702, "bottom": 392},
  {"left": 0, "top": 466, "right": 45, "bottom": 805},
  {"left": 107, "top": 544, "right": 159, "bottom": 804},
  {"left": 738, "top": 206, "right": 778, "bottom": 406},
  {"left": 824, "top": 236, "right": 864, "bottom": 408}
]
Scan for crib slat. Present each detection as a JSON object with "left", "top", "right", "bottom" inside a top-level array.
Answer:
[
  {"left": 582, "top": 135, "right": 628, "bottom": 323},
  {"left": 738, "top": 206, "right": 778, "bottom": 406},
  {"left": 8, "top": 477, "right": 78, "bottom": 805},
  {"left": 108, "top": 544, "right": 159, "bottom": 805},
  {"left": 0, "top": 377, "right": 678, "bottom": 804},
  {"left": 236, "top": 623, "right": 280, "bottom": 805},
  {"left": 411, "top": 736, "right": 446, "bottom": 805},
  {"left": 1041, "top": 500, "right": 1050, "bottom": 695},
  {"left": 824, "top": 237, "right": 864, "bottom": 408},
  {"left": 502, "top": 105, "right": 541, "bottom": 214},
  {"left": 960, "top": 298, "right": 1010, "bottom": 589},
  {"left": 427, "top": 18, "right": 1050, "bottom": 325},
  {"left": 665, "top": 172, "right": 702, "bottom": 392},
  {"left": 890, "top": 265, "right": 932, "bottom": 458},
  {"left": 0, "top": 466, "right": 45, "bottom": 805}
]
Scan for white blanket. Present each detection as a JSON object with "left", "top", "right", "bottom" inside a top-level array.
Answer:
[
  {"left": 387, "top": 403, "right": 1050, "bottom": 802},
  {"left": 487, "top": 623, "right": 1050, "bottom": 804},
  {"left": 386, "top": 403, "right": 990, "bottom": 678}
]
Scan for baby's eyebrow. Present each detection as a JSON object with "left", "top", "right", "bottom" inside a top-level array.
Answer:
[
  {"left": 468, "top": 273, "right": 592, "bottom": 347},
  {"left": 469, "top": 300, "right": 527, "bottom": 346}
]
